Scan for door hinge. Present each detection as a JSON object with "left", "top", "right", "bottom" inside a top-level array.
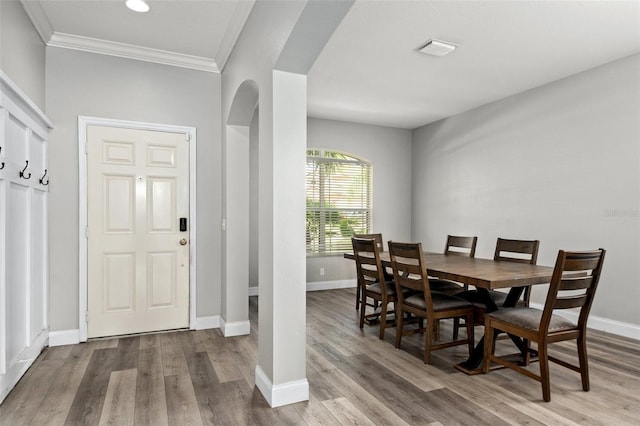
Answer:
[
  {"left": 185, "top": 133, "right": 191, "bottom": 142},
  {"left": 85, "top": 227, "right": 89, "bottom": 238},
  {"left": 85, "top": 311, "right": 89, "bottom": 323}
]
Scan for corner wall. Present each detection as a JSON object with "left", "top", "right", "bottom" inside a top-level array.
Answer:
[
  {"left": 0, "top": 0, "right": 46, "bottom": 110},
  {"left": 411, "top": 53, "right": 640, "bottom": 331}
]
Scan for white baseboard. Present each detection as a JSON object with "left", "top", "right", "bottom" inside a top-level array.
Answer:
[
  {"left": 195, "top": 315, "right": 221, "bottom": 330},
  {"left": 530, "top": 303, "right": 640, "bottom": 340},
  {"left": 254, "top": 365, "right": 309, "bottom": 408},
  {"left": 50, "top": 316, "right": 227, "bottom": 341},
  {"left": 220, "top": 317, "right": 250, "bottom": 336},
  {"left": 306, "top": 279, "right": 356, "bottom": 292},
  {"left": 1, "top": 330, "right": 49, "bottom": 404},
  {"left": 49, "top": 329, "right": 80, "bottom": 346},
  {"left": 248, "top": 280, "right": 356, "bottom": 296}
]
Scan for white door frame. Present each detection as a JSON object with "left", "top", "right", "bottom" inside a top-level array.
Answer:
[{"left": 78, "top": 116, "right": 197, "bottom": 342}]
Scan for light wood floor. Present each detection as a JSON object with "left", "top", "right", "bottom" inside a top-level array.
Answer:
[{"left": 1, "top": 288, "right": 639, "bottom": 425}]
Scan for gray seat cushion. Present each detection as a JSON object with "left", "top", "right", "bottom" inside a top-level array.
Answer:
[
  {"left": 404, "top": 292, "right": 472, "bottom": 312},
  {"left": 488, "top": 290, "right": 508, "bottom": 305},
  {"left": 486, "top": 307, "right": 576, "bottom": 332},
  {"left": 456, "top": 289, "right": 515, "bottom": 308},
  {"left": 366, "top": 281, "right": 396, "bottom": 296},
  {"left": 428, "top": 278, "right": 464, "bottom": 295}
]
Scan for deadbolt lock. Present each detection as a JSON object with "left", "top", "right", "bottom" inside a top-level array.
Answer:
[{"left": 179, "top": 238, "right": 188, "bottom": 246}]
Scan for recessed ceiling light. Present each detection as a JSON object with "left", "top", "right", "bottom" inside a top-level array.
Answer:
[
  {"left": 418, "top": 39, "right": 458, "bottom": 57},
  {"left": 126, "top": 0, "right": 150, "bottom": 13}
]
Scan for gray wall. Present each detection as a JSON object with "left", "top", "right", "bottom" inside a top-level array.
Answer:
[
  {"left": 412, "top": 54, "right": 640, "bottom": 328},
  {"left": 45, "top": 47, "right": 222, "bottom": 331},
  {"left": 249, "top": 109, "right": 259, "bottom": 287},
  {"left": 0, "top": 0, "right": 46, "bottom": 110},
  {"left": 306, "top": 117, "right": 413, "bottom": 283}
]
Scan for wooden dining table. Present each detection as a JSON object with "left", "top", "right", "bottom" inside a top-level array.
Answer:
[{"left": 344, "top": 251, "right": 556, "bottom": 374}]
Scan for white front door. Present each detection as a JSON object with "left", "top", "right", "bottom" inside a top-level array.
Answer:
[{"left": 87, "top": 125, "right": 189, "bottom": 338}]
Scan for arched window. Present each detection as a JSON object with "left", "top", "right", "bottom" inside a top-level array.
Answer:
[{"left": 306, "top": 149, "right": 372, "bottom": 255}]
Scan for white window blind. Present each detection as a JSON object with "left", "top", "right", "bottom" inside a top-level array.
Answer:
[{"left": 306, "top": 149, "right": 372, "bottom": 255}]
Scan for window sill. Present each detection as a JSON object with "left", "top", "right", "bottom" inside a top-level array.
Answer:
[{"left": 306, "top": 252, "right": 350, "bottom": 258}]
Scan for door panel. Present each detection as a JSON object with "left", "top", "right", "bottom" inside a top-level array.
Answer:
[
  {"left": 104, "top": 175, "right": 135, "bottom": 232},
  {"left": 87, "top": 125, "right": 189, "bottom": 338},
  {"left": 148, "top": 177, "right": 176, "bottom": 232},
  {"left": 103, "top": 253, "right": 135, "bottom": 311},
  {"left": 147, "top": 252, "right": 176, "bottom": 307},
  {"left": 103, "top": 141, "right": 135, "bottom": 165},
  {"left": 147, "top": 145, "right": 176, "bottom": 167}
]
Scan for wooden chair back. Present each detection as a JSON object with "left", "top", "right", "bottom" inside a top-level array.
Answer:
[
  {"left": 354, "top": 233, "right": 384, "bottom": 252},
  {"left": 492, "top": 238, "right": 540, "bottom": 306},
  {"left": 388, "top": 241, "right": 433, "bottom": 308},
  {"left": 445, "top": 235, "right": 477, "bottom": 257},
  {"left": 352, "top": 237, "right": 399, "bottom": 339},
  {"left": 351, "top": 237, "right": 386, "bottom": 292},
  {"left": 494, "top": 238, "right": 540, "bottom": 264},
  {"left": 541, "top": 249, "right": 606, "bottom": 333}
]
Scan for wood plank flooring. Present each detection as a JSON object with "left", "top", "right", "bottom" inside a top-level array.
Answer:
[{"left": 1, "top": 288, "right": 639, "bottom": 425}]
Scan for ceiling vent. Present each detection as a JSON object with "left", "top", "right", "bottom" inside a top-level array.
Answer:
[{"left": 418, "top": 39, "right": 457, "bottom": 57}]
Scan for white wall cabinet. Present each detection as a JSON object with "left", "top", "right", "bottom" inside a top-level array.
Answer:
[{"left": 0, "top": 71, "right": 52, "bottom": 403}]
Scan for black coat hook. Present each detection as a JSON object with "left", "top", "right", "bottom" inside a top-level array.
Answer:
[
  {"left": 39, "top": 169, "right": 49, "bottom": 185},
  {"left": 20, "top": 160, "right": 31, "bottom": 179},
  {"left": 0, "top": 146, "right": 4, "bottom": 170}
]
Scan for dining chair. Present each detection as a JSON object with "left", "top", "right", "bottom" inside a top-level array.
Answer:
[
  {"left": 454, "top": 238, "right": 540, "bottom": 339},
  {"left": 428, "top": 235, "right": 477, "bottom": 340},
  {"left": 351, "top": 237, "right": 397, "bottom": 339},
  {"left": 388, "top": 241, "right": 474, "bottom": 364},
  {"left": 353, "top": 233, "right": 386, "bottom": 311},
  {"left": 429, "top": 235, "right": 478, "bottom": 295},
  {"left": 492, "top": 238, "right": 540, "bottom": 305},
  {"left": 482, "top": 249, "right": 606, "bottom": 402}
]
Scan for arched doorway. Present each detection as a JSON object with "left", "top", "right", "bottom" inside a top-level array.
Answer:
[{"left": 222, "top": 80, "right": 258, "bottom": 336}]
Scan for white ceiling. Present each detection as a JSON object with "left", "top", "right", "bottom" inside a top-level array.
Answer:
[
  {"left": 308, "top": 0, "right": 640, "bottom": 129},
  {"left": 21, "top": 0, "right": 640, "bottom": 129}
]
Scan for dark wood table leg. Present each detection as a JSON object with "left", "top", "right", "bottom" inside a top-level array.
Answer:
[
  {"left": 454, "top": 334, "right": 494, "bottom": 374},
  {"left": 455, "top": 286, "right": 527, "bottom": 374}
]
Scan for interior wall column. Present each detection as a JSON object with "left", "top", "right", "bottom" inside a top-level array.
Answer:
[
  {"left": 255, "top": 70, "right": 308, "bottom": 407},
  {"left": 222, "top": 124, "right": 250, "bottom": 336}
]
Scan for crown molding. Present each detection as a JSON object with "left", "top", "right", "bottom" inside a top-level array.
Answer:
[
  {"left": 215, "top": 0, "right": 255, "bottom": 72},
  {"left": 48, "top": 32, "right": 220, "bottom": 73},
  {"left": 19, "top": 0, "right": 256, "bottom": 73},
  {"left": 20, "top": 0, "right": 54, "bottom": 43}
]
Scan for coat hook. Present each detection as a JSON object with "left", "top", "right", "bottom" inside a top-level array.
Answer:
[
  {"left": 0, "top": 146, "right": 4, "bottom": 170},
  {"left": 20, "top": 160, "right": 31, "bottom": 179},
  {"left": 39, "top": 169, "right": 49, "bottom": 185}
]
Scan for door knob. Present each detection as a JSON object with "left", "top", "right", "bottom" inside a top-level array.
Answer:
[{"left": 179, "top": 238, "right": 188, "bottom": 246}]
